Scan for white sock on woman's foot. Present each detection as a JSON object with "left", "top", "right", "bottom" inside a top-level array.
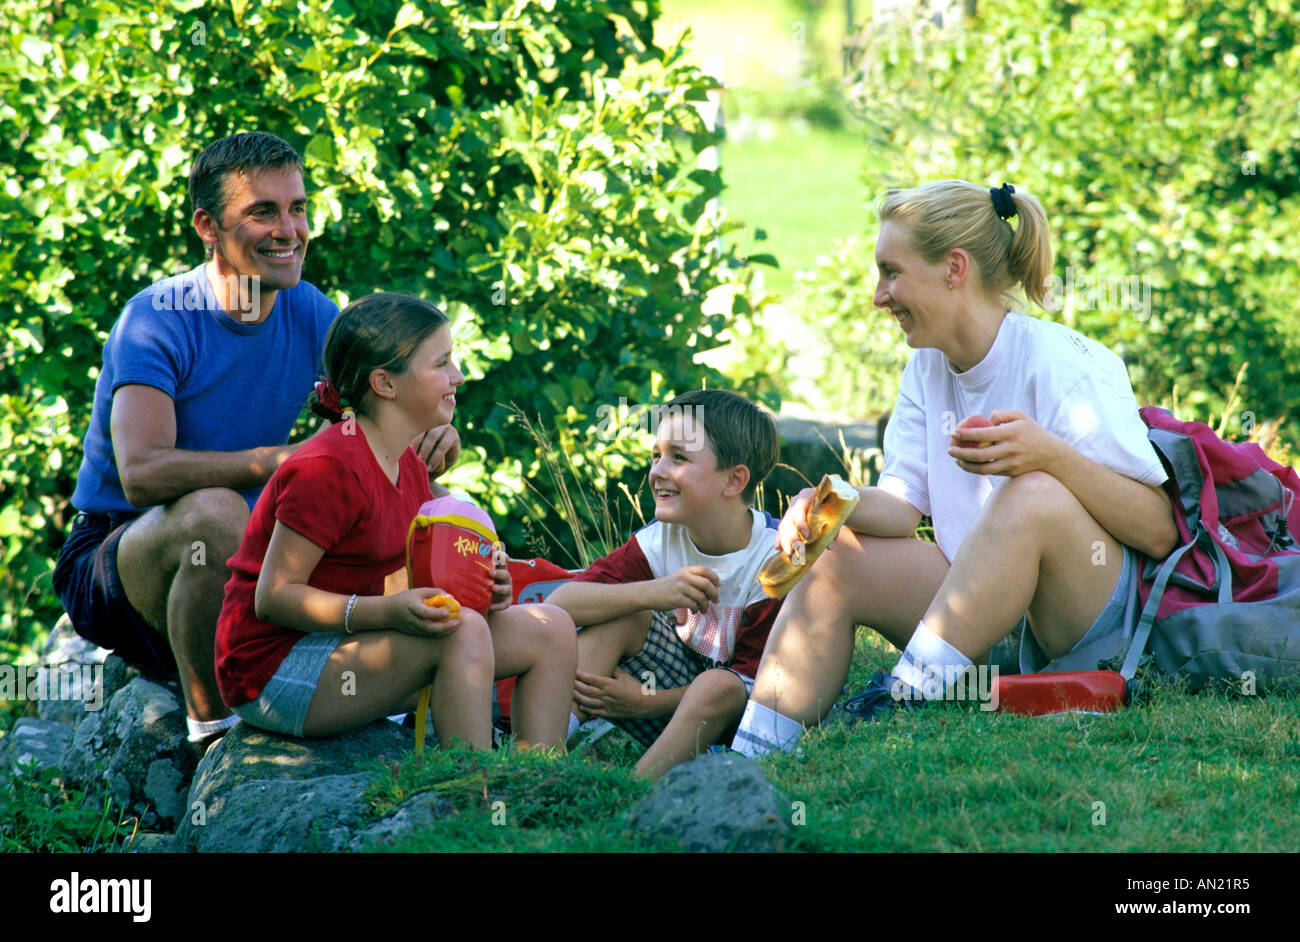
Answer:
[
  {"left": 893, "top": 621, "right": 972, "bottom": 699},
  {"left": 731, "top": 700, "right": 804, "bottom": 757}
]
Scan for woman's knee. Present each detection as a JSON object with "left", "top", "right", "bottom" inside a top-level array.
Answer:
[{"left": 987, "top": 470, "right": 1076, "bottom": 527}]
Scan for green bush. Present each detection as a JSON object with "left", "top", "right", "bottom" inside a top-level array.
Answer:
[
  {"left": 842, "top": 0, "right": 1300, "bottom": 436},
  {"left": 0, "top": 0, "right": 775, "bottom": 654}
]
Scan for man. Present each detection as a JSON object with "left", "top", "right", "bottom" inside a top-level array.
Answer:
[{"left": 53, "top": 132, "right": 459, "bottom": 750}]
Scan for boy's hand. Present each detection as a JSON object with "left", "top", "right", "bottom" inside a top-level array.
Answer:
[
  {"left": 488, "top": 545, "right": 512, "bottom": 613},
  {"left": 388, "top": 588, "right": 460, "bottom": 638},
  {"left": 649, "top": 565, "right": 720, "bottom": 614},
  {"left": 573, "top": 669, "right": 657, "bottom": 720}
]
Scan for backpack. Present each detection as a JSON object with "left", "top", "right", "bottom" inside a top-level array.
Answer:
[{"left": 1121, "top": 407, "right": 1300, "bottom": 690}]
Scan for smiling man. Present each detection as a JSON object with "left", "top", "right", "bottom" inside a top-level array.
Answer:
[{"left": 52, "top": 133, "right": 344, "bottom": 750}]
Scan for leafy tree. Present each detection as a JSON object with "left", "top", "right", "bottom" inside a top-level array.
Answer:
[
  {"left": 840, "top": 0, "right": 1300, "bottom": 433},
  {"left": 0, "top": 0, "right": 773, "bottom": 654}
]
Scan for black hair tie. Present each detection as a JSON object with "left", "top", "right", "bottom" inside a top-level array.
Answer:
[{"left": 990, "top": 182, "right": 1017, "bottom": 220}]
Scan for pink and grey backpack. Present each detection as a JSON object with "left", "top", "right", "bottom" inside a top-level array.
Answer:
[{"left": 1123, "top": 407, "right": 1300, "bottom": 689}]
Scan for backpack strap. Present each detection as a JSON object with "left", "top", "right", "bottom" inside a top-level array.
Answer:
[{"left": 1121, "top": 527, "right": 1233, "bottom": 680}]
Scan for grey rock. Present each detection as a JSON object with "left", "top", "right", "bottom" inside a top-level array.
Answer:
[
  {"left": 126, "top": 832, "right": 176, "bottom": 853},
  {"left": 187, "top": 773, "right": 372, "bottom": 853},
  {"left": 0, "top": 718, "right": 74, "bottom": 777},
  {"left": 627, "top": 752, "right": 792, "bottom": 852},
  {"left": 37, "top": 614, "right": 111, "bottom": 725},
  {"left": 764, "top": 416, "right": 881, "bottom": 517},
  {"left": 99, "top": 654, "right": 145, "bottom": 707},
  {"left": 58, "top": 677, "right": 196, "bottom": 831},
  {"left": 176, "top": 718, "right": 412, "bottom": 852},
  {"left": 349, "top": 792, "right": 454, "bottom": 851}
]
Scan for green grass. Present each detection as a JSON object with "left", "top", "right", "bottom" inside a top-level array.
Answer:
[
  {"left": 720, "top": 120, "right": 873, "bottom": 298},
  {"left": 349, "top": 630, "right": 1300, "bottom": 853}
]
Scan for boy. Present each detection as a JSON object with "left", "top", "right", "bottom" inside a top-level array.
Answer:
[{"left": 547, "top": 389, "right": 782, "bottom": 778}]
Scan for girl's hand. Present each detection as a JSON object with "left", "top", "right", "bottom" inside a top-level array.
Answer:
[
  {"left": 573, "top": 669, "right": 656, "bottom": 720},
  {"left": 387, "top": 588, "right": 460, "bottom": 638},
  {"left": 412, "top": 425, "right": 461, "bottom": 479},
  {"left": 947, "top": 409, "right": 1067, "bottom": 477},
  {"left": 775, "top": 486, "right": 818, "bottom": 560},
  {"left": 489, "top": 546, "right": 513, "bottom": 613}
]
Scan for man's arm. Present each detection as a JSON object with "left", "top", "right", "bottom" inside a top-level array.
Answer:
[{"left": 112, "top": 384, "right": 318, "bottom": 508}]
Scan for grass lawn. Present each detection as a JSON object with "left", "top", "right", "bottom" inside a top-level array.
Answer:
[{"left": 358, "top": 631, "right": 1300, "bottom": 853}]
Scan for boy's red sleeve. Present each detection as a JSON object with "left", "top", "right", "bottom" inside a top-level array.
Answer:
[
  {"left": 728, "top": 597, "right": 783, "bottom": 679},
  {"left": 570, "top": 536, "right": 655, "bottom": 585}
]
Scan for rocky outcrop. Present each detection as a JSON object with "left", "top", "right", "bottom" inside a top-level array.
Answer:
[
  {"left": 175, "top": 718, "right": 413, "bottom": 853},
  {"left": 627, "top": 752, "right": 792, "bottom": 852}
]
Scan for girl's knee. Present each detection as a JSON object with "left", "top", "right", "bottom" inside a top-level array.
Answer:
[
  {"left": 990, "top": 470, "right": 1076, "bottom": 526},
  {"left": 444, "top": 610, "right": 495, "bottom": 679}
]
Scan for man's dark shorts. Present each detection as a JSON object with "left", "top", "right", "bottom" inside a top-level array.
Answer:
[{"left": 52, "top": 511, "right": 178, "bottom": 678}]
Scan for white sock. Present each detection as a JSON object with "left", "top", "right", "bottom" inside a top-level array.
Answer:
[
  {"left": 187, "top": 714, "right": 240, "bottom": 743},
  {"left": 566, "top": 713, "right": 581, "bottom": 742},
  {"left": 731, "top": 700, "right": 804, "bottom": 757},
  {"left": 894, "top": 621, "right": 973, "bottom": 700}
]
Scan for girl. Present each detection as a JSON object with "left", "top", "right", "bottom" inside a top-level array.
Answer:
[
  {"left": 215, "top": 292, "right": 576, "bottom": 749},
  {"left": 732, "top": 180, "right": 1180, "bottom": 755}
]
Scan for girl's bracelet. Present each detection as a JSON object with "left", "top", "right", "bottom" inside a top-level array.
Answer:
[{"left": 344, "top": 594, "right": 359, "bottom": 634}]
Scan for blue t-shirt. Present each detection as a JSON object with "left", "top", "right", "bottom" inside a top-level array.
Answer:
[{"left": 70, "top": 265, "right": 339, "bottom": 513}]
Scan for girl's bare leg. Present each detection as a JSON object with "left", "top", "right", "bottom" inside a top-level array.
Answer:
[
  {"left": 302, "top": 612, "right": 495, "bottom": 748},
  {"left": 489, "top": 603, "right": 577, "bottom": 750}
]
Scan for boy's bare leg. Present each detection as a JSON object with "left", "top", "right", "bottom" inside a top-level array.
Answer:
[
  {"left": 116, "top": 487, "right": 250, "bottom": 723},
  {"left": 489, "top": 603, "right": 577, "bottom": 750},
  {"left": 303, "top": 614, "right": 495, "bottom": 746},
  {"left": 748, "top": 533, "right": 950, "bottom": 726},
  {"left": 635, "top": 668, "right": 748, "bottom": 780},
  {"left": 571, "top": 610, "right": 653, "bottom": 721}
]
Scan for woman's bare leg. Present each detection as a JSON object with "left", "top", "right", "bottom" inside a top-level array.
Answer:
[{"left": 748, "top": 531, "right": 950, "bottom": 726}]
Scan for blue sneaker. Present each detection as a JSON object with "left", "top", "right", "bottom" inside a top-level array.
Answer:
[{"left": 840, "top": 671, "right": 924, "bottom": 723}]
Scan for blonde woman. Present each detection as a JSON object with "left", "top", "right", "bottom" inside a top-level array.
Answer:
[{"left": 732, "top": 181, "right": 1179, "bottom": 754}]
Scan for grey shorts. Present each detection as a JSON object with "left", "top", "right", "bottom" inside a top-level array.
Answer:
[
  {"left": 231, "top": 632, "right": 344, "bottom": 737},
  {"left": 1018, "top": 542, "right": 1139, "bottom": 674},
  {"left": 606, "top": 610, "right": 752, "bottom": 749}
]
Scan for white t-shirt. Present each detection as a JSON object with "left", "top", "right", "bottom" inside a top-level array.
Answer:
[{"left": 878, "top": 311, "right": 1167, "bottom": 563}]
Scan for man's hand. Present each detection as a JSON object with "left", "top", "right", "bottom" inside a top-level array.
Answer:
[
  {"left": 412, "top": 425, "right": 461, "bottom": 480},
  {"left": 573, "top": 669, "right": 658, "bottom": 720}
]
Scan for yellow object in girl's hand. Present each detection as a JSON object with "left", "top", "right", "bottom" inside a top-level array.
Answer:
[{"left": 423, "top": 594, "right": 461, "bottom": 618}]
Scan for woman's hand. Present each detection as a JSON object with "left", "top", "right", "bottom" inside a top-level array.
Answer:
[
  {"left": 386, "top": 588, "right": 460, "bottom": 638},
  {"left": 412, "top": 425, "right": 461, "bottom": 479},
  {"left": 775, "top": 486, "right": 818, "bottom": 559},
  {"left": 573, "top": 669, "right": 657, "bottom": 720},
  {"left": 948, "top": 409, "right": 1067, "bottom": 477}
]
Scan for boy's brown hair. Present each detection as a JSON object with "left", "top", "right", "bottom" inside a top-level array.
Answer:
[{"left": 663, "top": 389, "right": 779, "bottom": 504}]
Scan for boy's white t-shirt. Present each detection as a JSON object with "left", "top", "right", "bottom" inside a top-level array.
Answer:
[{"left": 878, "top": 311, "right": 1167, "bottom": 563}]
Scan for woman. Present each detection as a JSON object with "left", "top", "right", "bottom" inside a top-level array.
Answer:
[{"left": 732, "top": 180, "right": 1179, "bottom": 755}]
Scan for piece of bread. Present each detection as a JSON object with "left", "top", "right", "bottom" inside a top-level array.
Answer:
[{"left": 757, "top": 474, "right": 861, "bottom": 599}]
